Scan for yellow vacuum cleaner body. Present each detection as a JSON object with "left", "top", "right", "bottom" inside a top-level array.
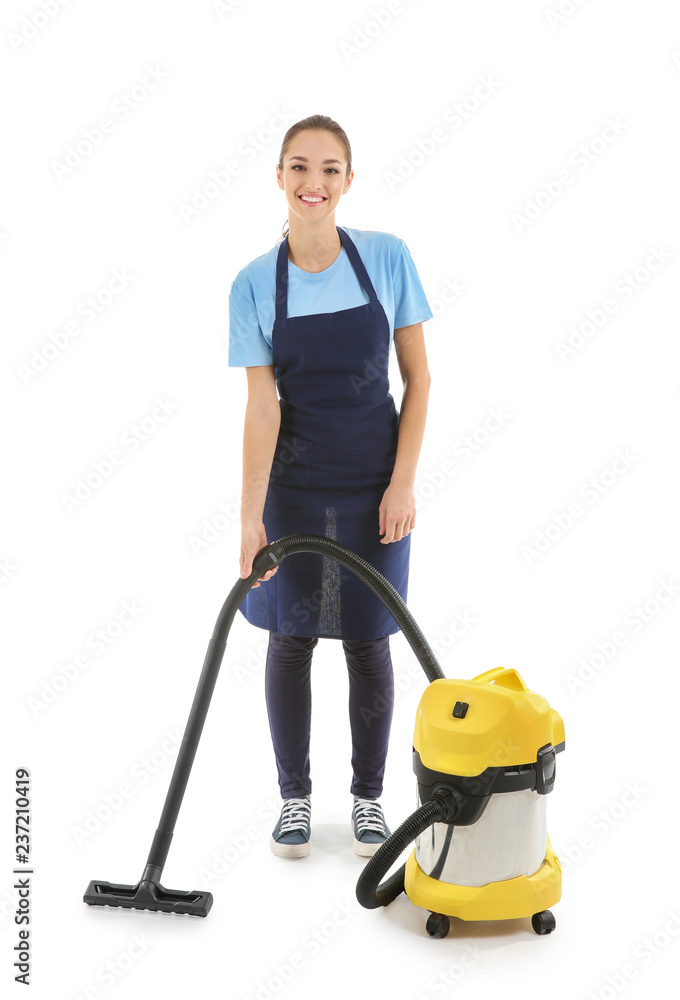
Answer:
[{"left": 404, "top": 666, "right": 564, "bottom": 936}]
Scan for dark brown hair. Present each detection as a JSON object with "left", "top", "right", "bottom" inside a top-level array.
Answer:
[{"left": 276, "top": 114, "right": 352, "bottom": 242}]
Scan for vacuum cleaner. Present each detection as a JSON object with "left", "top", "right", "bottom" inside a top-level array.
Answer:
[
  {"left": 83, "top": 533, "right": 564, "bottom": 937},
  {"left": 355, "top": 666, "right": 565, "bottom": 937}
]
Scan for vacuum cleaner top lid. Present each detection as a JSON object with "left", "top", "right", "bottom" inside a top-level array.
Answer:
[{"left": 413, "top": 667, "right": 565, "bottom": 776}]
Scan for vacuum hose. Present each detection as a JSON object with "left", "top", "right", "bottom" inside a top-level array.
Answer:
[
  {"left": 355, "top": 790, "right": 459, "bottom": 909},
  {"left": 223, "top": 533, "right": 445, "bottom": 684},
  {"left": 82, "top": 533, "right": 445, "bottom": 917}
]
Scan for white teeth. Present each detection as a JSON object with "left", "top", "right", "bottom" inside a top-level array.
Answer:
[{"left": 301, "top": 196, "right": 324, "bottom": 203}]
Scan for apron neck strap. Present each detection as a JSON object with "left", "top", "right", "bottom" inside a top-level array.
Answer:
[{"left": 275, "top": 226, "right": 379, "bottom": 322}]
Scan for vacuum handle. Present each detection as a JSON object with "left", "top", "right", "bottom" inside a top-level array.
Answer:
[{"left": 472, "top": 666, "right": 527, "bottom": 691}]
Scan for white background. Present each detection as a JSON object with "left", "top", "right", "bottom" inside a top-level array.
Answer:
[{"left": 2, "top": 1, "right": 679, "bottom": 997}]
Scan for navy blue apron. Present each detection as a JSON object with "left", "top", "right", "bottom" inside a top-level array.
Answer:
[{"left": 239, "top": 225, "right": 410, "bottom": 640}]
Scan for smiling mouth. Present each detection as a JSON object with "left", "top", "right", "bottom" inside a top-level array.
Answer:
[{"left": 299, "top": 195, "right": 327, "bottom": 204}]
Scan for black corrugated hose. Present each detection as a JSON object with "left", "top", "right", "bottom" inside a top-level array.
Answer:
[
  {"left": 83, "top": 532, "right": 446, "bottom": 917},
  {"left": 231, "top": 533, "right": 445, "bottom": 684},
  {"left": 356, "top": 796, "right": 450, "bottom": 909}
]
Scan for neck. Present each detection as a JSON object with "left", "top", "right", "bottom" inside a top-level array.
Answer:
[{"left": 286, "top": 217, "right": 341, "bottom": 271}]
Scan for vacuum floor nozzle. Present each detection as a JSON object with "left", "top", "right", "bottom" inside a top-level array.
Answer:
[{"left": 83, "top": 878, "right": 212, "bottom": 917}]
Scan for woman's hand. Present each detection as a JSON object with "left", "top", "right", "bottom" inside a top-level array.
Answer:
[
  {"left": 378, "top": 482, "right": 416, "bottom": 543},
  {"left": 240, "top": 520, "right": 278, "bottom": 587}
]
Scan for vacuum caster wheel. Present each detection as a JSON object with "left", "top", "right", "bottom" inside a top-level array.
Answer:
[
  {"left": 426, "top": 912, "right": 450, "bottom": 938},
  {"left": 531, "top": 910, "right": 556, "bottom": 935}
]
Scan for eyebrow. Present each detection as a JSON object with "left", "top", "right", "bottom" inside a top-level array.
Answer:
[{"left": 288, "top": 156, "right": 342, "bottom": 164}]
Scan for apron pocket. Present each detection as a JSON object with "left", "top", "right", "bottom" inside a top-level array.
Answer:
[{"left": 265, "top": 435, "right": 313, "bottom": 506}]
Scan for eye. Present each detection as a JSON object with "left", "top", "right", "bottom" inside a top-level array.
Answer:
[{"left": 290, "top": 165, "right": 339, "bottom": 173}]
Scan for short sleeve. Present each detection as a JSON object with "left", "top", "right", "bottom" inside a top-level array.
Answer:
[
  {"left": 392, "top": 238, "right": 433, "bottom": 330},
  {"left": 228, "top": 278, "right": 273, "bottom": 367}
]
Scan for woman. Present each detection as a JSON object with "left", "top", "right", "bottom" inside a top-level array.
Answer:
[{"left": 228, "top": 114, "right": 432, "bottom": 860}]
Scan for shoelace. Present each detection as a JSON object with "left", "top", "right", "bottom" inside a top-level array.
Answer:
[
  {"left": 353, "top": 798, "right": 386, "bottom": 835},
  {"left": 279, "top": 797, "right": 311, "bottom": 834}
]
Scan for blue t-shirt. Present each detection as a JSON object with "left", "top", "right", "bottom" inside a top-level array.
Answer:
[{"left": 228, "top": 226, "right": 432, "bottom": 367}]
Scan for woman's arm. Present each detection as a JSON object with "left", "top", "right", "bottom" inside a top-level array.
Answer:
[
  {"left": 241, "top": 364, "right": 281, "bottom": 522},
  {"left": 391, "top": 322, "right": 431, "bottom": 486},
  {"left": 379, "top": 322, "right": 431, "bottom": 543},
  {"left": 239, "top": 365, "right": 281, "bottom": 583}
]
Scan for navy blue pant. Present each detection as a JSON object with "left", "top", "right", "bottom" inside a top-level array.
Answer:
[{"left": 264, "top": 631, "right": 394, "bottom": 799}]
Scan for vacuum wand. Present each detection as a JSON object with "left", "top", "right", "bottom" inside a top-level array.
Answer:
[{"left": 83, "top": 533, "right": 444, "bottom": 917}]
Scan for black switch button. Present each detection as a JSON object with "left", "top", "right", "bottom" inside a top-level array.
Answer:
[{"left": 452, "top": 701, "right": 469, "bottom": 718}]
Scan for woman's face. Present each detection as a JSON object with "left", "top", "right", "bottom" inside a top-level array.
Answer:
[{"left": 277, "top": 130, "right": 352, "bottom": 222}]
